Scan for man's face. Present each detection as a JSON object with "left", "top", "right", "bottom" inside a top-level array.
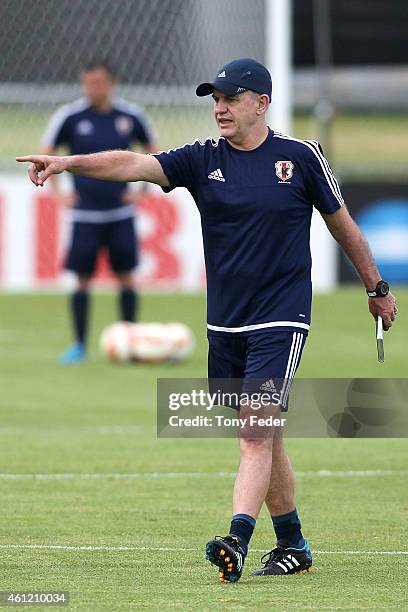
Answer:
[
  {"left": 212, "top": 89, "right": 264, "bottom": 143},
  {"left": 81, "top": 67, "right": 116, "bottom": 107}
]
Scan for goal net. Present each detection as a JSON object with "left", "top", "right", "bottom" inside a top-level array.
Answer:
[{"left": 1, "top": 0, "right": 265, "bottom": 170}]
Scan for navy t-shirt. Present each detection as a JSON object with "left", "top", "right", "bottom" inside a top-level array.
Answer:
[
  {"left": 154, "top": 129, "right": 343, "bottom": 335},
  {"left": 43, "top": 98, "right": 155, "bottom": 211}
]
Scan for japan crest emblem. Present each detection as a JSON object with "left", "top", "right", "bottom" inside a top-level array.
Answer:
[{"left": 275, "top": 160, "right": 294, "bottom": 182}]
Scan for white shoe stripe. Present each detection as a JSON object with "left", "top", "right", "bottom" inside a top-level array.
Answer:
[
  {"left": 284, "top": 559, "right": 294, "bottom": 570},
  {"left": 276, "top": 561, "right": 288, "bottom": 573},
  {"left": 287, "top": 554, "right": 301, "bottom": 567}
]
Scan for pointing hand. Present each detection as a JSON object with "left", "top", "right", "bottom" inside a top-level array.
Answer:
[{"left": 16, "top": 155, "right": 68, "bottom": 187}]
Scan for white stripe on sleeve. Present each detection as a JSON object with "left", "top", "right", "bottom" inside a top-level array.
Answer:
[
  {"left": 306, "top": 139, "right": 344, "bottom": 204},
  {"left": 273, "top": 132, "right": 344, "bottom": 206}
]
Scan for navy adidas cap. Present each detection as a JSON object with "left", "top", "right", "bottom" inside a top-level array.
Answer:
[{"left": 196, "top": 58, "right": 272, "bottom": 100}]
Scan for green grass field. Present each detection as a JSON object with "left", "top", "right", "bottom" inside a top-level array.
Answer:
[{"left": 0, "top": 290, "right": 407, "bottom": 610}]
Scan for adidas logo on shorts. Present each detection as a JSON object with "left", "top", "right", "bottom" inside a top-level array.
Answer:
[{"left": 260, "top": 379, "right": 276, "bottom": 392}]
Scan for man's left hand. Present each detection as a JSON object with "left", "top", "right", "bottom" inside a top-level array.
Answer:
[{"left": 368, "top": 293, "right": 398, "bottom": 331}]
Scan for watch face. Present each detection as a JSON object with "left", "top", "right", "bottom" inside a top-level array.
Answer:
[{"left": 379, "top": 281, "right": 389, "bottom": 295}]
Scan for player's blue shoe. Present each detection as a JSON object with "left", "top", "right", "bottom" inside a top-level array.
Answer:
[
  {"left": 59, "top": 342, "right": 87, "bottom": 365},
  {"left": 251, "top": 539, "right": 312, "bottom": 576},
  {"left": 205, "top": 535, "right": 246, "bottom": 582}
]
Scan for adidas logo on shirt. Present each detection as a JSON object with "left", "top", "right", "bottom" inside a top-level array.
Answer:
[{"left": 208, "top": 168, "right": 225, "bottom": 182}]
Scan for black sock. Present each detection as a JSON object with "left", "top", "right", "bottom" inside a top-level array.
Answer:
[
  {"left": 229, "top": 514, "right": 256, "bottom": 555},
  {"left": 119, "top": 288, "right": 138, "bottom": 322},
  {"left": 271, "top": 508, "right": 304, "bottom": 548},
  {"left": 71, "top": 290, "right": 89, "bottom": 346}
]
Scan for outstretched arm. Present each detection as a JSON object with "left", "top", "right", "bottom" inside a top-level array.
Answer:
[
  {"left": 322, "top": 205, "right": 397, "bottom": 330},
  {"left": 16, "top": 150, "right": 169, "bottom": 188}
]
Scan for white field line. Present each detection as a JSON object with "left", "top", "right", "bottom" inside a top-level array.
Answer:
[
  {"left": 0, "top": 469, "right": 407, "bottom": 480},
  {"left": 0, "top": 544, "right": 407, "bottom": 556}
]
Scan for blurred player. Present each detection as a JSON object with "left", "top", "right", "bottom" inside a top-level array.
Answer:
[
  {"left": 42, "top": 59, "right": 157, "bottom": 364},
  {"left": 18, "top": 58, "right": 397, "bottom": 580}
]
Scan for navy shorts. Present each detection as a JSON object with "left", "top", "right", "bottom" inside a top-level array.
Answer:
[
  {"left": 65, "top": 218, "right": 138, "bottom": 276},
  {"left": 207, "top": 330, "right": 307, "bottom": 411}
]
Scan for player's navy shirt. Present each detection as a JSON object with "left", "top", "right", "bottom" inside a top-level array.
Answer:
[
  {"left": 43, "top": 98, "right": 155, "bottom": 220},
  {"left": 154, "top": 129, "right": 343, "bottom": 335}
]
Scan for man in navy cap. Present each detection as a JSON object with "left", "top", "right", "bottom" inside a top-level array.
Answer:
[{"left": 17, "top": 58, "right": 397, "bottom": 582}]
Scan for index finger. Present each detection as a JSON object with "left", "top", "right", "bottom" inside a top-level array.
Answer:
[{"left": 16, "top": 156, "right": 39, "bottom": 163}]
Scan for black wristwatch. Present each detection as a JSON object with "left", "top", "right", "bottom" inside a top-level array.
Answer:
[{"left": 366, "top": 280, "right": 390, "bottom": 298}]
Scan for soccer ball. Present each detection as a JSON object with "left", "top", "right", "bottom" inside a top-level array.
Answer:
[
  {"left": 100, "top": 321, "right": 195, "bottom": 364},
  {"left": 131, "top": 323, "right": 174, "bottom": 364},
  {"left": 162, "top": 322, "right": 195, "bottom": 362},
  {"left": 99, "top": 322, "right": 138, "bottom": 362}
]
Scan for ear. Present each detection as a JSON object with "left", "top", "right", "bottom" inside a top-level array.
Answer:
[{"left": 256, "top": 94, "right": 270, "bottom": 115}]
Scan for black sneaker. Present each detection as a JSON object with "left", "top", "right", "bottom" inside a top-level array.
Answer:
[
  {"left": 205, "top": 535, "right": 246, "bottom": 582},
  {"left": 251, "top": 539, "right": 312, "bottom": 576}
]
